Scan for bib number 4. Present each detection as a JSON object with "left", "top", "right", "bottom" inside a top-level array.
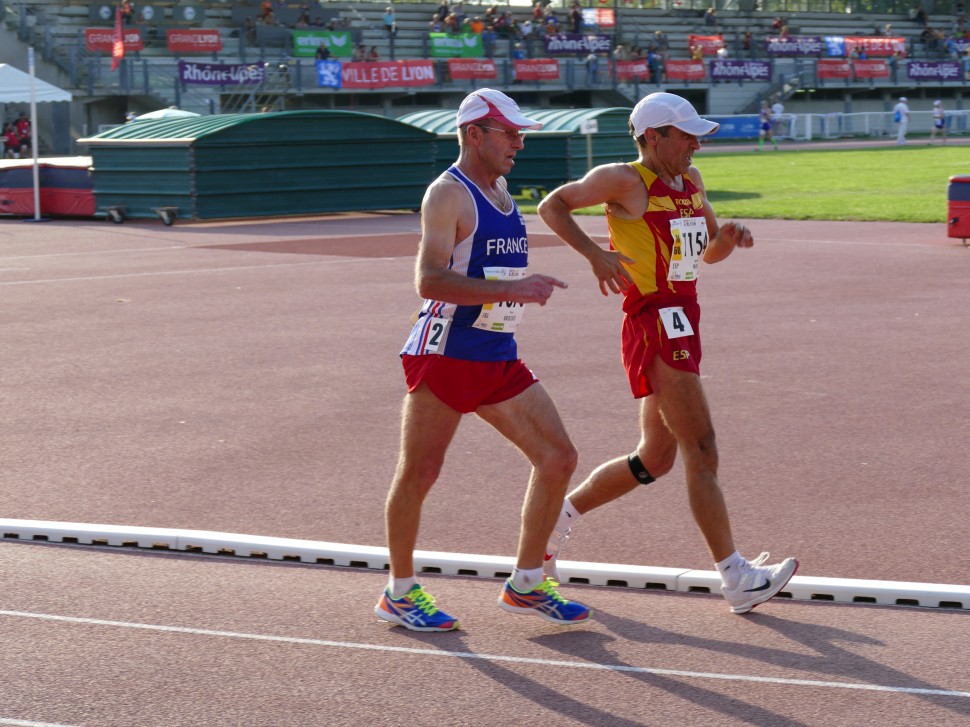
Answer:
[{"left": 659, "top": 306, "right": 694, "bottom": 340}]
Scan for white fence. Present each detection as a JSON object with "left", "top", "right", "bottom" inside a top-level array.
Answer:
[{"left": 778, "top": 110, "right": 968, "bottom": 141}]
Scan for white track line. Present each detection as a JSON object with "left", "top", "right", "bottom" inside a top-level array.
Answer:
[{"left": 1, "top": 609, "right": 968, "bottom": 699}]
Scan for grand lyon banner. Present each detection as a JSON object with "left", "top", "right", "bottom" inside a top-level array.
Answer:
[{"left": 85, "top": 27, "right": 143, "bottom": 52}]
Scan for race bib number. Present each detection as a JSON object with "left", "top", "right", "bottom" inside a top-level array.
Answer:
[
  {"left": 423, "top": 317, "right": 451, "bottom": 353},
  {"left": 471, "top": 266, "right": 527, "bottom": 333},
  {"left": 659, "top": 306, "right": 694, "bottom": 340},
  {"left": 667, "top": 216, "right": 709, "bottom": 282}
]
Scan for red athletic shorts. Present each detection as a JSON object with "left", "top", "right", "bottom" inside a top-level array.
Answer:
[
  {"left": 401, "top": 354, "right": 538, "bottom": 414},
  {"left": 621, "top": 300, "right": 702, "bottom": 399}
]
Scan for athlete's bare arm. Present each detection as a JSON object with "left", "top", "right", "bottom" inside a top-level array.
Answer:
[
  {"left": 538, "top": 163, "right": 641, "bottom": 296},
  {"left": 416, "top": 174, "right": 567, "bottom": 307}
]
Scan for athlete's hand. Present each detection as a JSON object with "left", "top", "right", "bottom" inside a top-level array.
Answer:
[
  {"left": 508, "top": 274, "right": 568, "bottom": 306},
  {"left": 718, "top": 221, "right": 754, "bottom": 249},
  {"left": 590, "top": 247, "right": 635, "bottom": 296}
]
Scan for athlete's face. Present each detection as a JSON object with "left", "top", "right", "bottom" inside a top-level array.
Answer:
[
  {"left": 475, "top": 121, "right": 525, "bottom": 175},
  {"left": 651, "top": 126, "right": 701, "bottom": 178}
]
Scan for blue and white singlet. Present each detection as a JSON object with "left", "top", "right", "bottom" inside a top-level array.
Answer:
[{"left": 401, "top": 164, "right": 529, "bottom": 362}]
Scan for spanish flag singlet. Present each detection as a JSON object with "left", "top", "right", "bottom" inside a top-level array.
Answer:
[{"left": 608, "top": 161, "right": 709, "bottom": 316}]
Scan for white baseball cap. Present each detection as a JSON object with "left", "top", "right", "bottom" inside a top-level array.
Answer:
[
  {"left": 934, "top": 99, "right": 942, "bottom": 105},
  {"left": 456, "top": 88, "right": 543, "bottom": 130},
  {"left": 631, "top": 92, "right": 719, "bottom": 138},
  {"left": 899, "top": 96, "right": 908, "bottom": 101}
]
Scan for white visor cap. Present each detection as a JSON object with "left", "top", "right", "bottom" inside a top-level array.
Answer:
[
  {"left": 456, "top": 88, "right": 543, "bottom": 130},
  {"left": 631, "top": 92, "right": 719, "bottom": 138}
]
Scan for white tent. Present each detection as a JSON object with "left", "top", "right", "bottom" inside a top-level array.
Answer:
[
  {"left": 0, "top": 63, "right": 72, "bottom": 104},
  {"left": 0, "top": 60, "right": 72, "bottom": 220}
]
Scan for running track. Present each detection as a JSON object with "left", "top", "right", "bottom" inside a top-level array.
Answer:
[{"left": 1, "top": 210, "right": 968, "bottom": 726}]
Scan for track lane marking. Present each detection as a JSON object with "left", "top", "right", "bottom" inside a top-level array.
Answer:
[{"left": 2, "top": 609, "right": 967, "bottom": 699}]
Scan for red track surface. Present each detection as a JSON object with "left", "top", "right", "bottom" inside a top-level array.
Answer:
[{"left": 1, "top": 210, "right": 968, "bottom": 726}]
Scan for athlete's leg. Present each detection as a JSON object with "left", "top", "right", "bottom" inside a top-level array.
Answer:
[
  {"left": 476, "top": 382, "right": 578, "bottom": 572},
  {"left": 646, "top": 356, "right": 735, "bottom": 562},
  {"left": 384, "top": 384, "right": 463, "bottom": 579},
  {"left": 565, "top": 396, "right": 678, "bottom": 515}
]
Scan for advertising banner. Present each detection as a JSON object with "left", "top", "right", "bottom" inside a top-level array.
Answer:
[
  {"left": 827, "top": 36, "right": 906, "bottom": 57},
  {"left": 708, "top": 115, "right": 760, "bottom": 139},
  {"left": 167, "top": 29, "right": 222, "bottom": 53},
  {"left": 709, "top": 59, "right": 771, "bottom": 82},
  {"left": 513, "top": 59, "right": 560, "bottom": 81},
  {"left": 817, "top": 59, "right": 851, "bottom": 78},
  {"left": 448, "top": 58, "right": 497, "bottom": 80},
  {"left": 85, "top": 27, "right": 143, "bottom": 52},
  {"left": 581, "top": 7, "right": 614, "bottom": 28},
  {"left": 428, "top": 33, "right": 483, "bottom": 58},
  {"left": 615, "top": 59, "right": 651, "bottom": 81},
  {"left": 765, "top": 35, "right": 824, "bottom": 56},
  {"left": 543, "top": 33, "right": 612, "bottom": 56},
  {"left": 844, "top": 36, "right": 906, "bottom": 57},
  {"left": 178, "top": 61, "right": 265, "bottom": 85},
  {"left": 316, "top": 60, "right": 342, "bottom": 88},
  {"left": 293, "top": 30, "right": 353, "bottom": 58},
  {"left": 341, "top": 60, "right": 436, "bottom": 88},
  {"left": 852, "top": 59, "right": 888, "bottom": 78},
  {"left": 687, "top": 35, "right": 725, "bottom": 55},
  {"left": 907, "top": 60, "right": 961, "bottom": 81},
  {"left": 664, "top": 59, "right": 706, "bottom": 81}
]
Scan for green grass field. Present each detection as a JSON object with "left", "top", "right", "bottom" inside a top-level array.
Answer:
[{"left": 521, "top": 145, "right": 968, "bottom": 224}]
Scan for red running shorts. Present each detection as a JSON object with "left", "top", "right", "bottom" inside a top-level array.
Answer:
[
  {"left": 621, "top": 300, "right": 702, "bottom": 399},
  {"left": 402, "top": 354, "right": 538, "bottom": 414}
]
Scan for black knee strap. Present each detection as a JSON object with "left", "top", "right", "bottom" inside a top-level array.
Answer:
[{"left": 628, "top": 453, "right": 655, "bottom": 485}]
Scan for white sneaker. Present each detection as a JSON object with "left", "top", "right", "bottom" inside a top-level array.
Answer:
[
  {"left": 543, "top": 525, "right": 571, "bottom": 582},
  {"left": 722, "top": 552, "right": 798, "bottom": 614}
]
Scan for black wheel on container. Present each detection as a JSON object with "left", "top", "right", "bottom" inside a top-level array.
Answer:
[
  {"left": 159, "top": 209, "right": 175, "bottom": 226},
  {"left": 107, "top": 208, "right": 125, "bottom": 224}
]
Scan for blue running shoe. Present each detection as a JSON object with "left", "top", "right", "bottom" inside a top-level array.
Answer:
[
  {"left": 498, "top": 578, "right": 591, "bottom": 624},
  {"left": 375, "top": 584, "right": 460, "bottom": 632}
]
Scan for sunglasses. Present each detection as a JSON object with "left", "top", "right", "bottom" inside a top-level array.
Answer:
[{"left": 475, "top": 124, "right": 526, "bottom": 142}]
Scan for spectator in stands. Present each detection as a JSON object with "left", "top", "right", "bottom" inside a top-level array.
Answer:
[
  {"left": 367, "top": 46, "right": 380, "bottom": 62},
  {"left": 259, "top": 0, "right": 273, "bottom": 23},
  {"left": 704, "top": 8, "right": 717, "bottom": 28},
  {"left": 889, "top": 50, "right": 902, "bottom": 82},
  {"left": 295, "top": 12, "right": 310, "bottom": 29},
  {"left": 14, "top": 112, "right": 30, "bottom": 148},
  {"left": 614, "top": 43, "right": 629, "bottom": 61},
  {"left": 931, "top": 99, "right": 947, "bottom": 143},
  {"left": 3, "top": 123, "right": 25, "bottom": 159},
  {"left": 654, "top": 30, "right": 669, "bottom": 52},
  {"left": 771, "top": 16, "right": 783, "bottom": 31},
  {"left": 912, "top": 3, "right": 928, "bottom": 28},
  {"left": 569, "top": 2, "right": 582, "bottom": 33},
  {"left": 512, "top": 41, "right": 526, "bottom": 60},
  {"left": 470, "top": 16, "right": 484, "bottom": 33},
  {"left": 429, "top": 15, "right": 443, "bottom": 32},
  {"left": 436, "top": 0, "right": 450, "bottom": 23},
  {"left": 543, "top": 6, "right": 559, "bottom": 32},
  {"left": 353, "top": 43, "right": 366, "bottom": 62},
  {"left": 689, "top": 43, "right": 704, "bottom": 60},
  {"left": 315, "top": 42, "right": 331, "bottom": 61},
  {"left": 585, "top": 51, "right": 599, "bottom": 86},
  {"left": 444, "top": 12, "right": 460, "bottom": 33},
  {"left": 121, "top": 0, "right": 134, "bottom": 25},
  {"left": 740, "top": 30, "right": 752, "bottom": 57},
  {"left": 384, "top": 6, "right": 397, "bottom": 37},
  {"left": 482, "top": 24, "right": 497, "bottom": 57},
  {"left": 647, "top": 48, "right": 662, "bottom": 83}
]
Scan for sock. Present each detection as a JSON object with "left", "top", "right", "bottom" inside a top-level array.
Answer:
[
  {"left": 554, "top": 497, "right": 582, "bottom": 535},
  {"left": 716, "top": 551, "right": 745, "bottom": 590},
  {"left": 758, "top": 137, "right": 764, "bottom": 150},
  {"left": 511, "top": 566, "right": 544, "bottom": 592},
  {"left": 388, "top": 576, "right": 417, "bottom": 599}
]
